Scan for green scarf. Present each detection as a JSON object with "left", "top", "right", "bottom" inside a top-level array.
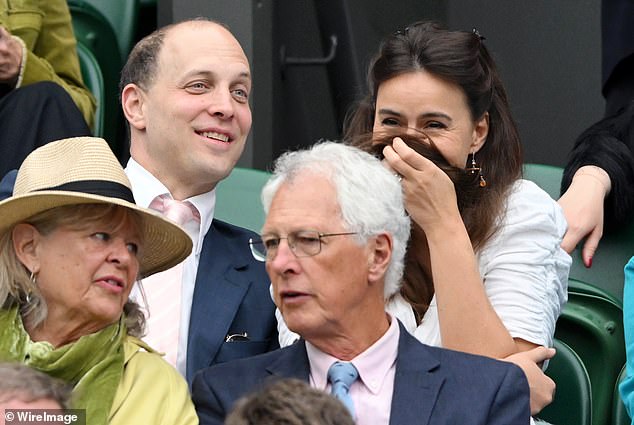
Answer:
[{"left": 0, "top": 306, "right": 126, "bottom": 425}]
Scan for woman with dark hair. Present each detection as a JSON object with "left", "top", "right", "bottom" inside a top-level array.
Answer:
[
  {"left": 274, "top": 22, "right": 570, "bottom": 415},
  {"left": 341, "top": 21, "right": 570, "bottom": 362}
]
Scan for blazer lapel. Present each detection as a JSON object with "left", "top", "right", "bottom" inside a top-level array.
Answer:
[
  {"left": 266, "top": 340, "right": 311, "bottom": 380},
  {"left": 389, "top": 323, "right": 445, "bottom": 425},
  {"left": 186, "top": 221, "right": 254, "bottom": 381}
]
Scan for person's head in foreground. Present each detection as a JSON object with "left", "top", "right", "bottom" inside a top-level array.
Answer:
[
  {"left": 0, "top": 362, "right": 71, "bottom": 410},
  {"left": 224, "top": 378, "right": 354, "bottom": 425}
]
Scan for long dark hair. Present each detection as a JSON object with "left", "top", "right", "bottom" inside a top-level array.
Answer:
[
  {"left": 356, "top": 131, "right": 487, "bottom": 317},
  {"left": 360, "top": 131, "right": 482, "bottom": 213},
  {"left": 345, "top": 22, "right": 523, "bottom": 319}
]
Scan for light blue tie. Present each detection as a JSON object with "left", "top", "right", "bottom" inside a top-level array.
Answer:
[{"left": 328, "top": 361, "right": 359, "bottom": 419}]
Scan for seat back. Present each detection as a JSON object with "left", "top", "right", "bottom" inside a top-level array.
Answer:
[
  {"left": 76, "top": 41, "right": 104, "bottom": 138},
  {"left": 68, "top": 1, "right": 124, "bottom": 160},
  {"left": 523, "top": 163, "right": 634, "bottom": 304},
  {"left": 538, "top": 339, "right": 592, "bottom": 425},
  {"left": 68, "top": 0, "right": 139, "bottom": 63},
  {"left": 523, "top": 163, "right": 563, "bottom": 199},
  {"left": 554, "top": 284, "right": 625, "bottom": 425},
  {"left": 613, "top": 365, "right": 631, "bottom": 425},
  {"left": 214, "top": 167, "right": 272, "bottom": 232}
]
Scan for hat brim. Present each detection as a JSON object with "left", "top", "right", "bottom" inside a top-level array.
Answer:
[{"left": 0, "top": 191, "right": 192, "bottom": 278}]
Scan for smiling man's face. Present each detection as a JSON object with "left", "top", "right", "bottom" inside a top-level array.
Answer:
[{"left": 133, "top": 22, "right": 252, "bottom": 197}]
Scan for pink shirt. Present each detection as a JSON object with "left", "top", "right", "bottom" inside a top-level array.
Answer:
[{"left": 306, "top": 315, "right": 400, "bottom": 425}]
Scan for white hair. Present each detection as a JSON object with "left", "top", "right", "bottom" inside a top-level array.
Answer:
[{"left": 261, "top": 141, "right": 410, "bottom": 298}]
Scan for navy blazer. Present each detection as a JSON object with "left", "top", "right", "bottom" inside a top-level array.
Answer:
[
  {"left": 0, "top": 169, "right": 16, "bottom": 201},
  {"left": 0, "top": 169, "right": 279, "bottom": 385},
  {"left": 186, "top": 219, "right": 278, "bottom": 384},
  {"left": 192, "top": 321, "right": 530, "bottom": 425}
]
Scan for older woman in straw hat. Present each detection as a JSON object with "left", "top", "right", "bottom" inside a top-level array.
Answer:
[{"left": 0, "top": 137, "right": 197, "bottom": 424}]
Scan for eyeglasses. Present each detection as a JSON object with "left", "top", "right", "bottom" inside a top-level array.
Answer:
[{"left": 249, "top": 230, "right": 357, "bottom": 260}]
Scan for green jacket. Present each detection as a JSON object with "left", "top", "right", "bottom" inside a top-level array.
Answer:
[
  {"left": 109, "top": 337, "right": 199, "bottom": 425},
  {"left": 0, "top": 0, "right": 96, "bottom": 128}
]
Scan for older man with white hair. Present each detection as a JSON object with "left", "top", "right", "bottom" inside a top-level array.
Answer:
[{"left": 192, "top": 141, "right": 530, "bottom": 425}]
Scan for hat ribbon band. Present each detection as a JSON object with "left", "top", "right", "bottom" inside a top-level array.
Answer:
[{"left": 35, "top": 180, "right": 136, "bottom": 203}]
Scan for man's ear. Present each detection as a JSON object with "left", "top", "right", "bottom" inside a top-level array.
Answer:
[
  {"left": 121, "top": 83, "right": 147, "bottom": 131},
  {"left": 12, "top": 224, "right": 42, "bottom": 273},
  {"left": 367, "top": 233, "right": 392, "bottom": 284}
]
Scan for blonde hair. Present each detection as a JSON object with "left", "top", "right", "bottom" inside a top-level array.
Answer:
[{"left": 0, "top": 204, "right": 145, "bottom": 336}]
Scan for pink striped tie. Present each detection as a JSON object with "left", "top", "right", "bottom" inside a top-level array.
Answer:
[{"left": 143, "top": 194, "right": 200, "bottom": 366}]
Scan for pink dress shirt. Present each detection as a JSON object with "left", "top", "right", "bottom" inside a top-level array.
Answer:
[{"left": 306, "top": 315, "right": 400, "bottom": 425}]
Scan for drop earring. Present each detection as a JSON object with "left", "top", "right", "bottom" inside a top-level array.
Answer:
[
  {"left": 26, "top": 271, "right": 37, "bottom": 303},
  {"left": 466, "top": 152, "right": 487, "bottom": 188}
]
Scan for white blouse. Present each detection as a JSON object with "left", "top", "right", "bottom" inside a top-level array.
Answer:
[{"left": 386, "top": 179, "right": 571, "bottom": 348}]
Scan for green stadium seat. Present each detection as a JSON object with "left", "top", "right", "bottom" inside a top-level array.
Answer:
[
  {"left": 523, "top": 163, "right": 563, "bottom": 200},
  {"left": 523, "top": 163, "right": 632, "bottom": 424},
  {"left": 538, "top": 339, "right": 592, "bottom": 425},
  {"left": 555, "top": 284, "right": 625, "bottom": 425},
  {"left": 569, "top": 279, "right": 622, "bottom": 305},
  {"left": 68, "top": 0, "right": 139, "bottom": 63},
  {"left": 76, "top": 41, "right": 104, "bottom": 138},
  {"left": 523, "top": 163, "right": 634, "bottom": 304},
  {"left": 214, "top": 167, "right": 272, "bottom": 232},
  {"left": 613, "top": 365, "right": 631, "bottom": 425},
  {"left": 68, "top": 1, "right": 125, "bottom": 161}
]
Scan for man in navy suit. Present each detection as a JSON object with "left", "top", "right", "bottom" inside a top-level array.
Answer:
[
  {"left": 192, "top": 142, "right": 530, "bottom": 424},
  {"left": 0, "top": 19, "right": 278, "bottom": 384},
  {"left": 118, "top": 19, "right": 277, "bottom": 383}
]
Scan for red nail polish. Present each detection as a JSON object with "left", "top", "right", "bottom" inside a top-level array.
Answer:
[{"left": 586, "top": 257, "right": 593, "bottom": 268}]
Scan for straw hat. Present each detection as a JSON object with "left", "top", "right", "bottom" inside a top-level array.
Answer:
[{"left": 0, "top": 137, "right": 192, "bottom": 278}]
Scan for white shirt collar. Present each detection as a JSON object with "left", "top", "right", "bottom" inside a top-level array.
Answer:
[{"left": 124, "top": 157, "right": 216, "bottom": 255}]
